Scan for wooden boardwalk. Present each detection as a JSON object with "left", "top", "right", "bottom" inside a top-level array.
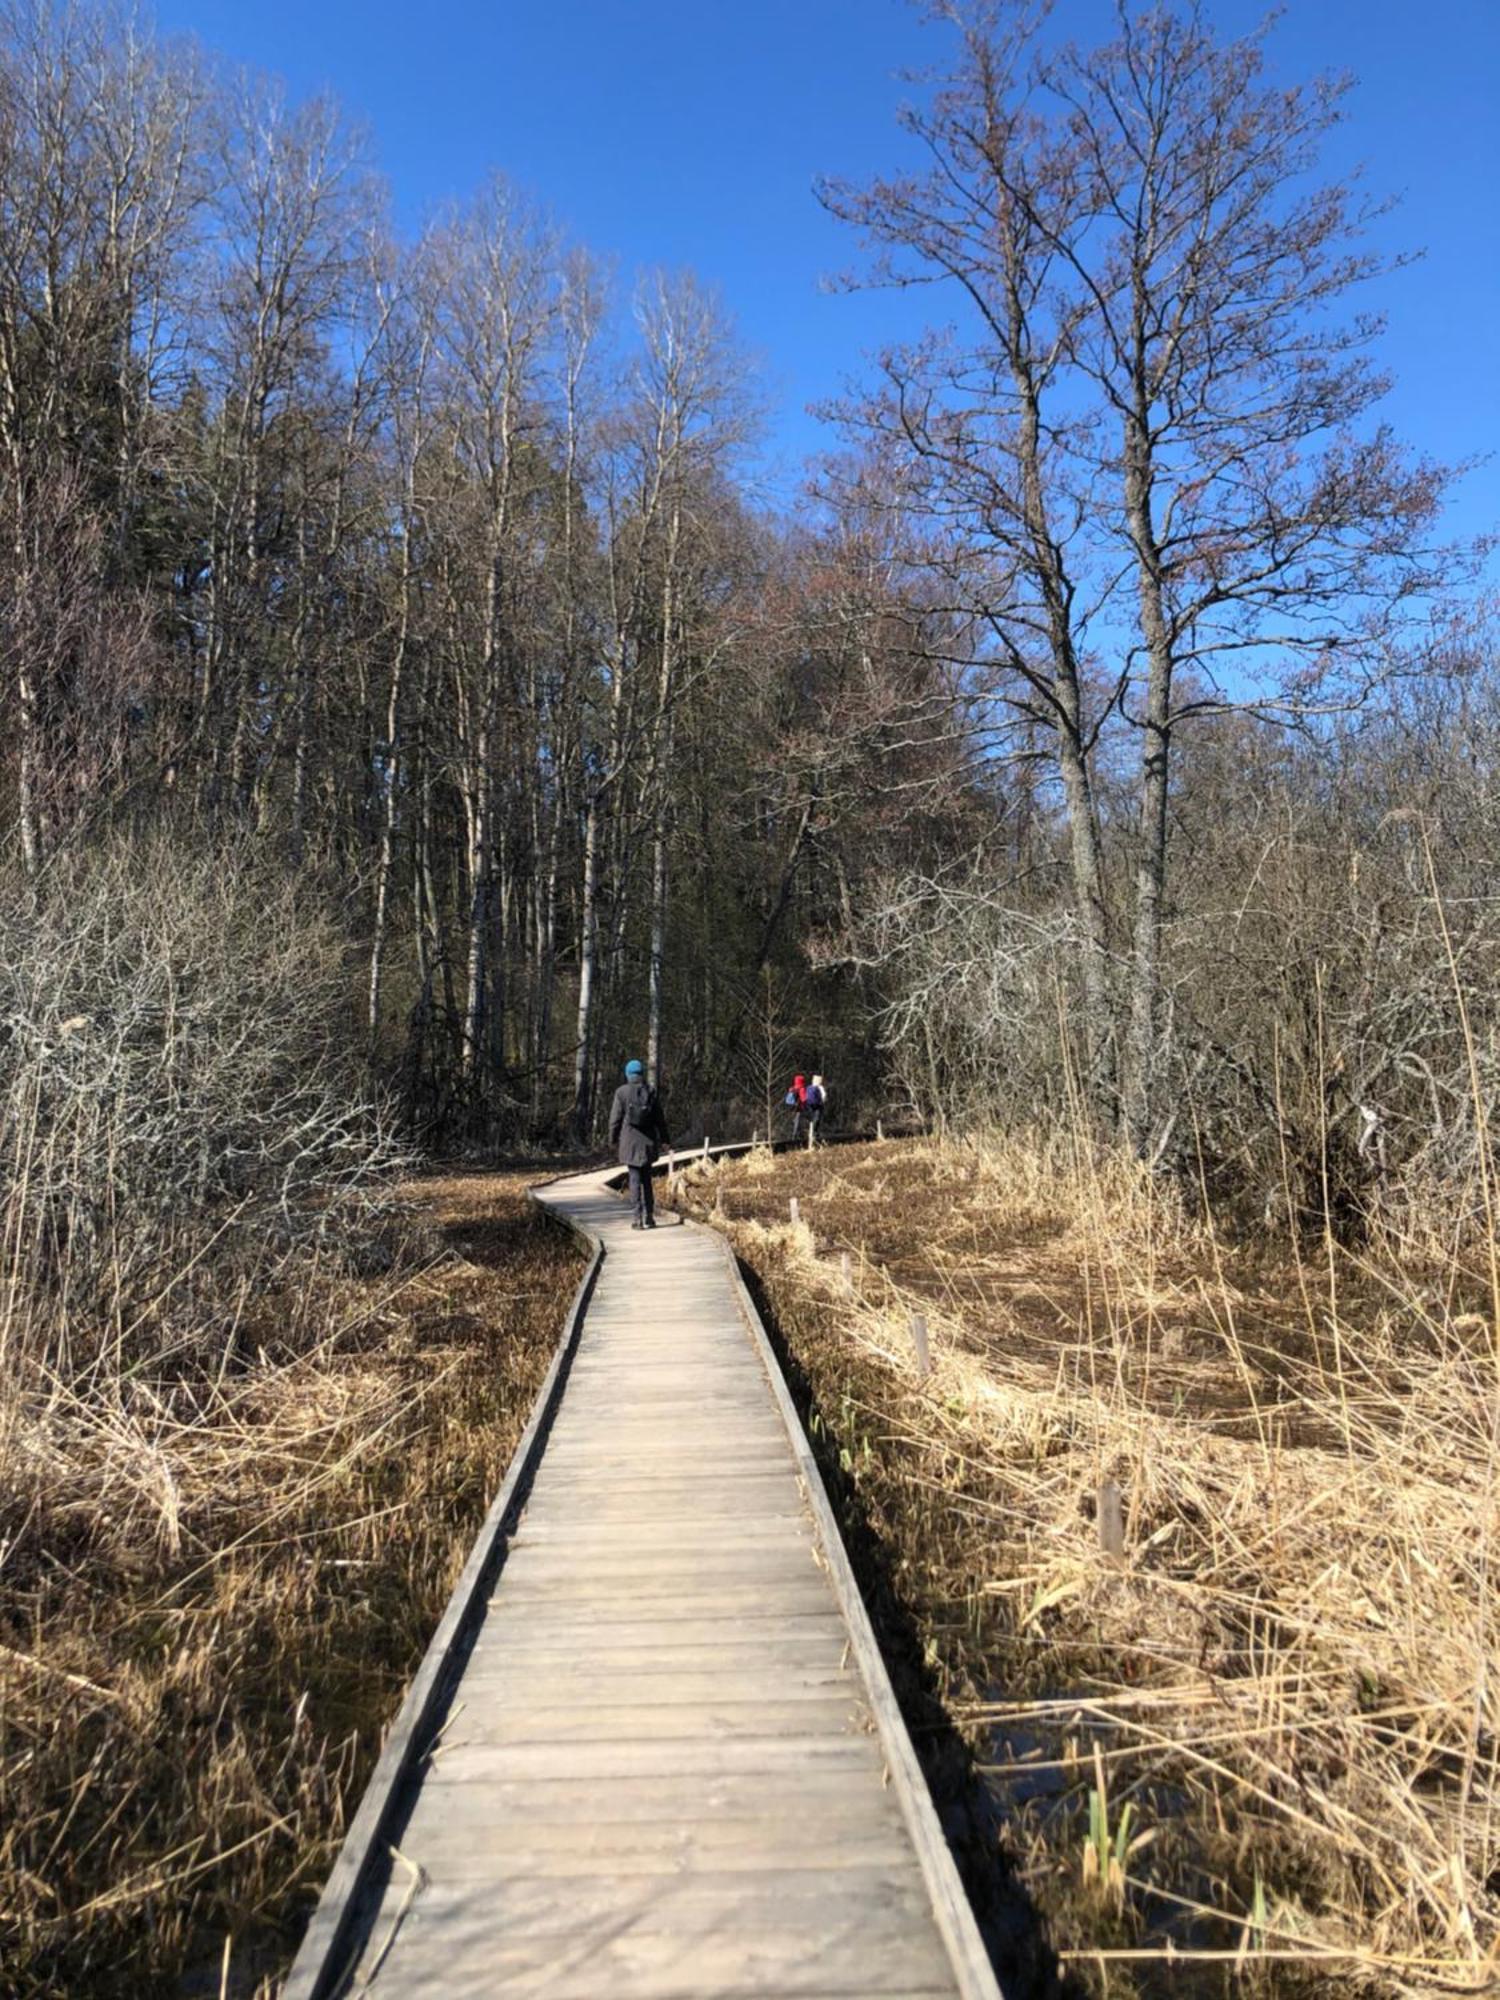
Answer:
[{"left": 284, "top": 1159, "right": 999, "bottom": 2000}]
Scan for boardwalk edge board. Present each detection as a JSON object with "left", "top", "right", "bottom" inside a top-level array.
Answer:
[{"left": 280, "top": 1204, "right": 604, "bottom": 2000}]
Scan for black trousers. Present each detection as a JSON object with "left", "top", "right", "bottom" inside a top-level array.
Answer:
[{"left": 628, "top": 1161, "right": 655, "bottom": 1223}]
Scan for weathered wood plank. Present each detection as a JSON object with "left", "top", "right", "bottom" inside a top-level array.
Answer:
[
  {"left": 461, "top": 1634, "right": 855, "bottom": 1675},
  {"left": 419, "top": 1733, "right": 884, "bottom": 1783},
  {"left": 353, "top": 1824, "right": 920, "bottom": 1879},
  {"left": 432, "top": 1696, "right": 867, "bottom": 1746},
  {"left": 358, "top": 1866, "right": 935, "bottom": 1933},
  {"left": 348, "top": 1892, "right": 958, "bottom": 1998},
  {"left": 506, "top": 1517, "right": 813, "bottom": 1546},
  {"left": 452, "top": 1665, "right": 859, "bottom": 1703},
  {"left": 493, "top": 1561, "right": 825, "bottom": 1594},
  {"left": 404, "top": 1768, "right": 902, "bottom": 1825}
]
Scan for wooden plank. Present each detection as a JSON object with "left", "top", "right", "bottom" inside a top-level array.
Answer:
[
  {"left": 493, "top": 1551, "right": 824, "bottom": 1588},
  {"left": 506, "top": 1517, "right": 814, "bottom": 1545},
  {"left": 463, "top": 1614, "right": 850, "bottom": 1653},
  {"left": 453, "top": 1666, "right": 859, "bottom": 1703},
  {"left": 475, "top": 1602, "right": 845, "bottom": 1637},
  {"left": 348, "top": 1904, "right": 958, "bottom": 1999},
  {"left": 359, "top": 1866, "right": 936, "bottom": 1933},
  {"left": 433, "top": 1697, "right": 867, "bottom": 1747},
  {"left": 516, "top": 1467, "right": 801, "bottom": 1491},
  {"left": 525, "top": 1459, "right": 796, "bottom": 1481},
  {"left": 419, "top": 1734, "right": 884, "bottom": 1783},
  {"left": 508, "top": 1492, "right": 809, "bottom": 1523},
  {"left": 500, "top": 1545, "right": 819, "bottom": 1577},
  {"left": 460, "top": 1635, "right": 855, "bottom": 1676},
  {"left": 406, "top": 1769, "right": 902, "bottom": 1823},
  {"left": 546, "top": 1413, "right": 782, "bottom": 1430},
  {"left": 352, "top": 1825, "right": 919, "bottom": 1880}
]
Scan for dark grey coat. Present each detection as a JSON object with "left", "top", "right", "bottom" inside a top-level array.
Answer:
[{"left": 608, "top": 1080, "right": 669, "bottom": 1166}]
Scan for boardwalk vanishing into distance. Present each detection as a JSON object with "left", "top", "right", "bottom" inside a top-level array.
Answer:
[{"left": 284, "top": 1156, "right": 1000, "bottom": 2000}]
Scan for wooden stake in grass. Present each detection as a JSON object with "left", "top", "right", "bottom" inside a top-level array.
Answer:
[
  {"left": 789, "top": 1196, "right": 800, "bottom": 1226},
  {"left": 841, "top": 1250, "right": 852, "bottom": 1291},
  {"left": 909, "top": 1311, "right": 931, "bottom": 1378},
  {"left": 1098, "top": 1480, "right": 1125, "bottom": 1562},
  {"left": 702, "top": 1135, "right": 710, "bottom": 1159}
]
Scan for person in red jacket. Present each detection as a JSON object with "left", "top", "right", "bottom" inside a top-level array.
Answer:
[
  {"left": 786, "top": 1073, "right": 807, "bottom": 1141},
  {"left": 788, "top": 1080, "right": 812, "bottom": 1144}
]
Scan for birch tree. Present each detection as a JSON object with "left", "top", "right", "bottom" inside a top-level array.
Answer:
[
  {"left": 422, "top": 179, "right": 559, "bottom": 1085},
  {"left": 0, "top": 0, "right": 203, "bottom": 866}
]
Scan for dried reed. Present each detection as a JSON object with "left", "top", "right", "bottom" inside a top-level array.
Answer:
[{"left": 683, "top": 1136, "right": 1500, "bottom": 1996}]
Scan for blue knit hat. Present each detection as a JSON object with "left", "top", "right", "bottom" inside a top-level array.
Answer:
[{"left": 624, "top": 1059, "right": 644, "bottom": 1076}]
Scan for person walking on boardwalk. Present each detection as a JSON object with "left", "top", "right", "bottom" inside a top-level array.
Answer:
[
  {"left": 786, "top": 1073, "right": 808, "bottom": 1142},
  {"left": 609, "top": 1058, "right": 670, "bottom": 1229},
  {"left": 804, "top": 1073, "right": 827, "bottom": 1146}
]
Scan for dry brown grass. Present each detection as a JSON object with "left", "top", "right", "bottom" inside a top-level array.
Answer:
[
  {"left": 674, "top": 1136, "right": 1500, "bottom": 1998},
  {"left": 0, "top": 1171, "right": 579, "bottom": 1999}
]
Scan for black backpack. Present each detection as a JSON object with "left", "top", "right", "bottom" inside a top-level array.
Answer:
[{"left": 624, "top": 1080, "right": 657, "bottom": 1132}]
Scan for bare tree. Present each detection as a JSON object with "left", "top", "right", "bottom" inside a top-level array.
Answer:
[
  {"left": 1035, "top": 3, "right": 1454, "bottom": 1146},
  {"left": 0, "top": 0, "right": 205, "bottom": 866},
  {"left": 192, "top": 77, "right": 369, "bottom": 816},
  {"left": 820, "top": 7, "right": 1120, "bottom": 1112},
  {"left": 825, "top": 0, "right": 1460, "bottom": 1148}
]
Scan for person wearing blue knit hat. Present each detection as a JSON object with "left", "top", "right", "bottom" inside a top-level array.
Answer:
[{"left": 608, "top": 1058, "right": 670, "bottom": 1229}]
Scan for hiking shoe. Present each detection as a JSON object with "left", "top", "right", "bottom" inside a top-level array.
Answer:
[
  {"left": 631, "top": 1220, "right": 644, "bottom": 1230},
  {"left": 644, "top": 1218, "right": 657, "bottom": 1229}
]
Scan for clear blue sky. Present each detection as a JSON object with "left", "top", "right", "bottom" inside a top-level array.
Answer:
[{"left": 154, "top": 0, "right": 1498, "bottom": 543}]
